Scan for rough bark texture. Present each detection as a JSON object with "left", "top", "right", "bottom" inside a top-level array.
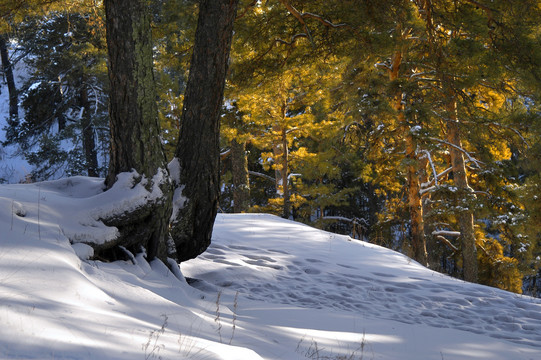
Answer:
[
  {"left": 446, "top": 99, "right": 478, "bottom": 283},
  {"left": 405, "top": 131, "right": 428, "bottom": 265},
  {"left": 0, "top": 34, "right": 18, "bottom": 120},
  {"left": 103, "top": 0, "right": 172, "bottom": 261},
  {"left": 231, "top": 139, "right": 250, "bottom": 212},
  {"left": 389, "top": 50, "right": 427, "bottom": 265},
  {"left": 170, "top": 0, "right": 239, "bottom": 262}
]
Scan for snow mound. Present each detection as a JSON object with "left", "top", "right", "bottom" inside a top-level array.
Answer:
[{"left": 0, "top": 177, "right": 540, "bottom": 359}]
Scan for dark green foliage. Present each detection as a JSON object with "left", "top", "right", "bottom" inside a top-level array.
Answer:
[{"left": 3, "top": 11, "right": 108, "bottom": 180}]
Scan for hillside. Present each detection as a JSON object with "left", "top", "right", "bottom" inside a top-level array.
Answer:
[{"left": 0, "top": 177, "right": 540, "bottom": 359}]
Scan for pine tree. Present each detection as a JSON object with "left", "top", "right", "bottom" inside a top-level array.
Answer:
[
  {"left": 102, "top": 0, "right": 173, "bottom": 261},
  {"left": 3, "top": 10, "right": 108, "bottom": 180},
  {"left": 169, "top": 0, "right": 239, "bottom": 261}
]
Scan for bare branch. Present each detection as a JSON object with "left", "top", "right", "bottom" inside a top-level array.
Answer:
[
  {"left": 277, "top": 0, "right": 314, "bottom": 44},
  {"left": 275, "top": 33, "right": 309, "bottom": 46},
  {"left": 429, "top": 137, "right": 484, "bottom": 168},
  {"left": 235, "top": 0, "right": 258, "bottom": 20},
  {"left": 435, "top": 235, "right": 459, "bottom": 252},
  {"left": 420, "top": 150, "right": 439, "bottom": 186},
  {"left": 277, "top": 0, "right": 355, "bottom": 46},
  {"left": 248, "top": 170, "right": 275, "bottom": 183},
  {"left": 300, "top": 12, "right": 349, "bottom": 28},
  {"left": 220, "top": 149, "right": 231, "bottom": 161}
]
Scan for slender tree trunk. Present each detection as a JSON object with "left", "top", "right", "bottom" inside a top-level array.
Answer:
[
  {"left": 0, "top": 34, "right": 18, "bottom": 120},
  {"left": 405, "top": 132, "right": 427, "bottom": 264},
  {"left": 272, "top": 122, "right": 283, "bottom": 194},
  {"left": 231, "top": 139, "right": 250, "bottom": 212},
  {"left": 79, "top": 82, "right": 99, "bottom": 177},
  {"left": 388, "top": 49, "right": 427, "bottom": 265},
  {"left": 103, "top": 0, "right": 172, "bottom": 261},
  {"left": 271, "top": 123, "right": 290, "bottom": 219},
  {"left": 420, "top": 155, "right": 439, "bottom": 269},
  {"left": 56, "top": 77, "right": 67, "bottom": 131},
  {"left": 170, "top": 0, "right": 239, "bottom": 261},
  {"left": 446, "top": 98, "right": 478, "bottom": 282},
  {"left": 281, "top": 126, "right": 290, "bottom": 219}
]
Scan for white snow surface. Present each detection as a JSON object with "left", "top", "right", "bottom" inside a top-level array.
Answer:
[{"left": 0, "top": 176, "right": 540, "bottom": 360}]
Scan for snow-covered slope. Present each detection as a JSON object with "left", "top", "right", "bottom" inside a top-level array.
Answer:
[{"left": 0, "top": 177, "right": 540, "bottom": 359}]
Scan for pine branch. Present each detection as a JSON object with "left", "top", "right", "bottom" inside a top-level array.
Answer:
[
  {"left": 235, "top": 0, "right": 258, "bottom": 20},
  {"left": 435, "top": 235, "right": 459, "bottom": 252},
  {"left": 248, "top": 170, "right": 275, "bottom": 183},
  {"left": 420, "top": 150, "right": 439, "bottom": 186},
  {"left": 277, "top": 0, "right": 314, "bottom": 45},
  {"left": 277, "top": 0, "right": 355, "bottom": 46},
  {"left": 429, "top": 137, "right": 484, "bottom": 168}
]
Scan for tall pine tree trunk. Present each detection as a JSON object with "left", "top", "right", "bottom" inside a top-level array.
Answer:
[
  {"left": 0, "top": 34, "right": 18, "bottom": 121},
  {"left": 170, "top": 0, "right": 239, "bottom": 261},
  {"left": 446, "top": 98, "right": 478, "bottom": 282},
  {"left": 102, "top": 0, "right": 172, "bottom": 261},
  {"left": 279, "top": 126, "right": 290, "bottom": 219},
  {"left": 231, "top": 139, "right": 250, "bottom": 212},
  {"left": 388, "top": 49, "right": 427, "bottom": 265}
]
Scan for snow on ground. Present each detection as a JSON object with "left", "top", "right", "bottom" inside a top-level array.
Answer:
[{"left": 0, "top": 176, "right": 540, "bottom": 359}]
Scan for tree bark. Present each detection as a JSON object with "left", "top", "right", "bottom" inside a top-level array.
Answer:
[
  {"left": 170, "top": 0, "right": 239, "bottom": 261},
  {"left": 231, "top": 139, "right": 250, "bottom": 212},
  {"left": 79, "top": 81, "right": 99, "bottom": 177},
  {"left": 446, "top": 98, "right": 478, "bottom": 282},
  {"left": 280, "top": 126, "right": 291, "bottom": 219},
  {"left": 0, "top": 34, "right": 18, "bottom": 121},
  {"left": 103, "top": 0, "right": 172, "bottom": 261},
  {"left": 388, "top": 49, "right": 427, "bottom": 265}
]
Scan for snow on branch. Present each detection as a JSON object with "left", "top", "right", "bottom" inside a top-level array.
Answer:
[
  {"left": 420, "top": 185, "right": 436, "bottom": 196},
  {"left": 432, "top": 230, "right": 461, "bottom": 237},
  {"left": 429, "top": 137, "right": 484, "bottom": 168},
  {"left": 435, "top": 235, "right": 459, "bottom": 252},
  {"left": 248, "top": 171, "right": 275, "bottom": 183},
  {"left": 322, "top": 216, "right": 369, "bottom": 227},
  {"left": 490, "top": 122, "right": 530, "bottom": 149},
  {"left": 420, "top": 150, "right": 438, "bottom": 186},
  {"left": 220, "top": 149, "right": 231, "bottom": 160}
]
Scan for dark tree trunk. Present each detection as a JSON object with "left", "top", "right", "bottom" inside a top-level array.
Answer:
[
  {"left": 102, "top": 0, "right": 172, "bottom": 261},
  {"left": 0, "top": 34, "right": 18, "bottom": 120},
  {"left": 231, "top": 139, "right": 250, "bottom": 212},
  {"left": 170, "top": 0, "right": 239, "bottom": 261},
  {"left": 79, "top": 82, "right": 99, "bottom": 177}
]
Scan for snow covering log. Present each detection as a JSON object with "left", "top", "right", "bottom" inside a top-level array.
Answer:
[{"left": 77, "top": 170, "right": 173, "bottom": 261}]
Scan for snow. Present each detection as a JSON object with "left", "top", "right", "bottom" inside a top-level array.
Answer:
[
  {"left": 0, "top": 176, "right": 540, "bottom": 359},
  {"left": 0, "top": 51, "right": 33, "bottom": 184},
  {"left": 167, "top": 157, "right": 187, "bottom": 220}
]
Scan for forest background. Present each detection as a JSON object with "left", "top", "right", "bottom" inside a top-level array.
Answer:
[{"left": 1, "top": 0, "right": 541, "bottom": 296}]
